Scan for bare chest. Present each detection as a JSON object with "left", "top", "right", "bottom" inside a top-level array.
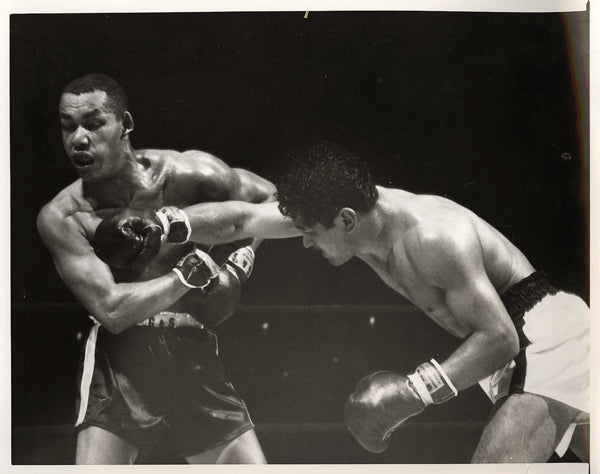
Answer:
[{"left": 367, "top": 258, "right": 470, "bottom": 338}]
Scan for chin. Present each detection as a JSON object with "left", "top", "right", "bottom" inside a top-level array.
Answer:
[
  {"left": 325, "top": 255, "right": 346, "bottom": 267},
  {"left": 75, "top": 165, "right": 109, "bottom": 182}
]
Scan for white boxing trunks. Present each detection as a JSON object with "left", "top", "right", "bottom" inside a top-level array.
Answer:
[{"left": 478, "top": 272, "right": 590, "bottom": 457}]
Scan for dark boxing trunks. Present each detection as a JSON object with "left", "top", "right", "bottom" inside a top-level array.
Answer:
[{"left": 75, "top": 319, "right": 254, "bottom": 457}]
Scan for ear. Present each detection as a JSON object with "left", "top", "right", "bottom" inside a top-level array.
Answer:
[
  {"left": 337, "top": 208, "right": 357, "bottom": 232},
  {"left": 121, "top": 111, "right": 134, "bottom": 139}
]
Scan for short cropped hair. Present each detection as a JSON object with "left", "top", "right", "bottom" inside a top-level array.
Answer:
[
  {"left": 277, "top": 142, "right": 378, "bottom": 228},
  {"left": 62, "top": 73, "right": 129, "bottom": 117}
]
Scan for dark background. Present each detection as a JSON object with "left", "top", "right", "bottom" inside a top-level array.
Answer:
[{"left": 10, "top": 10, "right": 589, "bottom": 463}]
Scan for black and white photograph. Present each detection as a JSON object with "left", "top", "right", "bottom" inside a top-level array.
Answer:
[{"left": 7, "top": 1, "right": 594, "bottom": 471}]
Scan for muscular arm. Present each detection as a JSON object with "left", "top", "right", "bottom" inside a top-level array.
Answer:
[
  {"left": 175, "top": 152, "right": 278, "bottom": 250},
  {"left": 232, "top": 167, "right": 277, "bottom": 203},
  {"left": 413, "top": 226, "right": 519, "bottom": 391},
  {"left": 38, "top": 206, "right": 190, "bottom": 334},
  {"left": 179, "top": 201, "right": 300, "bottom": 244},
  {"left": 175, "top": 151, "right": 276, "bottom": 204}
]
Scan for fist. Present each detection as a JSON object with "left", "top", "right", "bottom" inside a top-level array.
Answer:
[
  {"left": 172, "top": 247, "right": 221, "bottom": 289},
  {"left": 92, "top": 208, "right": 164, "bottom": 270},
  {"left": 344, "top": 371, "right": 425, "bottom": 453}
]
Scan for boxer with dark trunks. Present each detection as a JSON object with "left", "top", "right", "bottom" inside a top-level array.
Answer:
[
  {"left": 111, "top": 141, "right": 590, "bottom": 463},
  {"left": 37, "top": 73, "right": 276, "bottom": 464}
]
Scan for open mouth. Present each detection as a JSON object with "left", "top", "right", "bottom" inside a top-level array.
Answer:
[{"left": 72, "top": 153, "right": 94, "bottom": 167}]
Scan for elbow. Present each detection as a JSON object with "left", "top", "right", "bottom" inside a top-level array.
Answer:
[
  {"left": 94, "top": 300, "right": 131, "bottom": 334},
  {"left": 263, "top": 183, "right": 277, "bottom": 203},
  {"left": 255, "top": 181, "right": 277, "bottom": 203},
  {"left": 494, "top": 326, "right": 520, "bottom": 361},
  {"left": 97, "top": 310, "right": 128, "bottom": 334},
  {"left": 104, "top": 317, "right": 128, "bottom": 335}
]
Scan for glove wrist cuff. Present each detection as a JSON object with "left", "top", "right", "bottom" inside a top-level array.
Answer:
[
  {"left": 172, "top": 268, "right": 206, "bottom": 289},
  {"left": 409, "top": 359, "right": 458, "bottom": 406},
  {"left": 227, "top": 246, "right": 255, "bottom": 281},
  {"left": 154, "top": 209, "right": 171, "bottom": 240},
  {"left": 157, "top": 207, "right": 192, "bottom": 243}
]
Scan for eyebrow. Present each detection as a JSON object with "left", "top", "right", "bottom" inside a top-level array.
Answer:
[{"left": 60, "top": 108, "right": 103, "bottom": 120}]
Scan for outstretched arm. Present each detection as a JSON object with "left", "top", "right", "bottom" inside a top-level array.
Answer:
[
  {"left": 181, "top": 201, "right": 300, "bottom": 244},
  {"left": 90, "top": 201, "right": 300, "bottom": 270}
]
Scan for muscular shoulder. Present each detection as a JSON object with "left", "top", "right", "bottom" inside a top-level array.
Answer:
[
  {"left": 37, "top": 181, "right": 92, "bottom": 249},
  {"left": 138, "top": 148, "right": 241, "bottom": 202},
  {"left": 403, "top": 203, "right": 481, "bottom": 286}
]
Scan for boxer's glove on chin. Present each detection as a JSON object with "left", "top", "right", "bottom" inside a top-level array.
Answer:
[
  {"left": 344, "top": 359, "right": 457, "bottom": 453},
  {"left": 92, "top": 208, "right": 164, "bottom": 270},
  {"left": 172, "top": 246, "right": 222, "bottom": 289},
  {"left": 92, "top": 206, "right": 191, "bottom": 270}
]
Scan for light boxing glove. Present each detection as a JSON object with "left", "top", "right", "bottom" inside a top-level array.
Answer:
[
  {"left": 92, "top": 206, "right": 192, "bottom": 270},
  {"left": 344, "top": 359, "right": 457, "bottom": 453}
]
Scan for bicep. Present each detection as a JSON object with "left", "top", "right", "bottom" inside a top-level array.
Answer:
[
  {"left": 40, "top": 218, "right": 117, "bottom": 313},
  {"left": 176, "top": 152, "right": 275, "bottom": 203},
  {"left": 443, "top": 272, "right": 511, "bottom": 334},
  {"left": 232, "top": 168, "right": 277, "bottom": 203},
  {"left": 417, "top": 232, "right": 512, "bottom": 334}
]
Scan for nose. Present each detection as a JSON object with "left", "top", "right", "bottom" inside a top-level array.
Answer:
[
  {"left": 71, "top": 126, "right": 90, "bottom": 151},
  {"left": 302, "top": 234, "right": 312, "bottom": 249}
]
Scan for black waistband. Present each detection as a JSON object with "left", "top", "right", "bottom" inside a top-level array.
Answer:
[{"left": 500, "top": 271, "right": 558, "bottom": 321}]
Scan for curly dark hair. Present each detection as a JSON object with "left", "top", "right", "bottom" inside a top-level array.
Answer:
[
  {"left": 62, "top": 73, "right": 129, "bottom": 117},
  {"left": 276, "top": 142, "right": 378, "bottom": 228}
]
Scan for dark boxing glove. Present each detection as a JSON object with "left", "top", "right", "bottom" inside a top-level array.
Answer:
[
  {"left": 344, "top": 359, "right": 457, "bottom": 453},
  {"left": 153, "top": 206, "right": 192, "bottom": 244},
  {"left": 196, "top": 239, "right": 254, "bottom": 293},
  {"left": 204, "top": 238, "right": 253, "bottom": 267},
  {"left": 92, "top": 206, "right": 192, "bottom": 270},
  {"left": 171, "top": 238, "right": 252, "bottom": 289},
  {"left": 172, "top": 246, "right": 221, "bottom": 289}
]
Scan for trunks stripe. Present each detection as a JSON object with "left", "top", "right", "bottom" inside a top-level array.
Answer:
[{"left": 75, "top": 323, "right": 99, "bottom": 427}]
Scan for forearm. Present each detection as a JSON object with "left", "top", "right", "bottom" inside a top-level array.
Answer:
[
  {"left": 182, "top": 201, "right": 299, "bottom": 244},
  {"left": 87, "top": 272, "right": 189, "bottom": 333},
  {"left": 440, "top": 328, "right": 519, "bottom": 391}
]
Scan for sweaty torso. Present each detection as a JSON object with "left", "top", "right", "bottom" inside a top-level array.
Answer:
[
  {"left": 55, "top": 149, "right": 240, "bottom": 315},
  {"left": 362, "top": 188, "right": 535, "bottom": 338}
]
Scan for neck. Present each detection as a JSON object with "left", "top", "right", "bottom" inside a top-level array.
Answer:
[
  {"left": 355, "top": 186, "right": 412, "bottom": 262},
  {"left": 82, "top": 145, "right": 144, "bottom": 209},
  {"left": 354, "top": 202, "right": 389, "bottom": 262}
]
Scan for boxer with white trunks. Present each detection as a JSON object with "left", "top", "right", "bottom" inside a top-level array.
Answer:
[
  {"left": 89, "top": 141, "right": 591, "bottom": 463},
  {"left": 37, "top": 73, "right": 277, "bottom": 464},
  {"left": 271, "top": 142, "right": 590, "bottom": 463}
]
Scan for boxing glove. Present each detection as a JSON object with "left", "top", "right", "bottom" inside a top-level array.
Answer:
[
  {"left": 226, "top": 246, "right": 255, "bottom": 283},
  {"left": 172, "top": 239, "right": 253, "bottom": 289},
  {"left": 344, "top": 359, "right": 457, "bottom": 453},
  {"left": 153, "top": 206, "right": 192, "bottom": 243},
  {"left": 172, "top": 247, "right": 221, "bottom": 289},
  {"left": 92, "top": 206, "right": 191, "bottom": 270}
]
